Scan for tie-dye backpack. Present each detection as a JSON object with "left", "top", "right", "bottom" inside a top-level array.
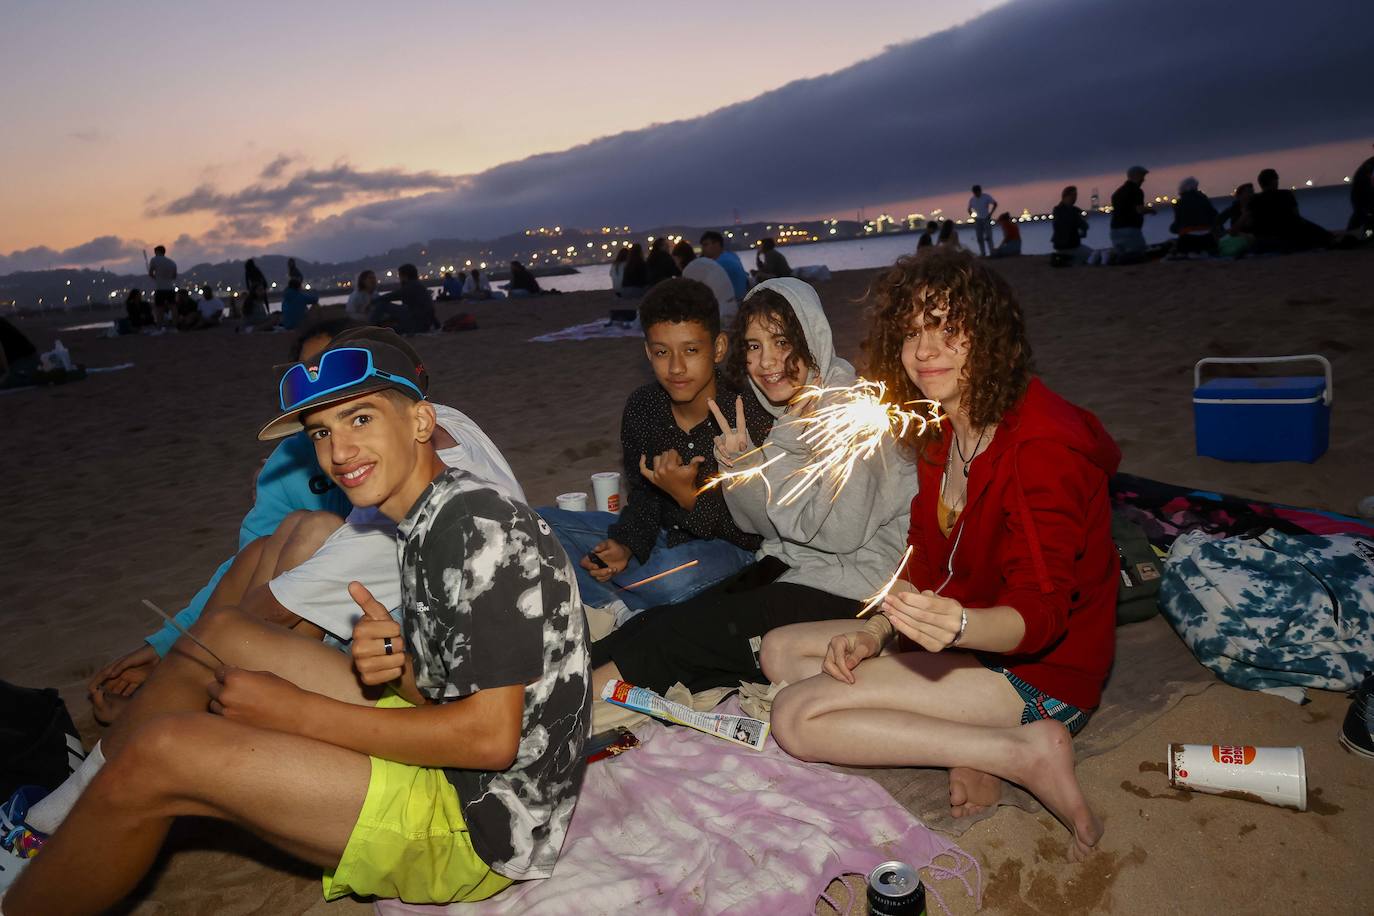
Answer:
[{"left": 1159, "top": 530, "right": 1374, "bottom": 702}]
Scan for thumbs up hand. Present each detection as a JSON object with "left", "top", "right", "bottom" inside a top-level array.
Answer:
[{"left": 349, "top": 581, "right": 407, "bottom": 686}]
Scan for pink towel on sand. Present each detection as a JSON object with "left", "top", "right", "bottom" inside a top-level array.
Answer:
[{"left": 376, "top": 699, "right": 979, "bottom": 916}]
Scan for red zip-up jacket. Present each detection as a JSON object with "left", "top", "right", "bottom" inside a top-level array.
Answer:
[{"left": 902, "top": 378, "right": 1121, "bottom": 709}]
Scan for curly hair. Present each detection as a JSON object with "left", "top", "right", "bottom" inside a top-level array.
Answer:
[
  {"left": 639, "top": 276, "right": 721, "bottom": 338},
  {"left": 863, "top": 249, "right": 1033, "bottom": 457},
  {"left": 724, "top": 288, "right": 816, "bottom": 395}
]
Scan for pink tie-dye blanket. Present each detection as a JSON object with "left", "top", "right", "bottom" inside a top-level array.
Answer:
[{"left": 377, "top": 700, "right": 980, "bottom": 916}]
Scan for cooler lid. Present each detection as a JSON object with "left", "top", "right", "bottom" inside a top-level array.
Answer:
[{"left": 1194, "top": 375, "right": 1327, "bottom": 400}]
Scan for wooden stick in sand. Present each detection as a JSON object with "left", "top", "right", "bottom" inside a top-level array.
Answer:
[
  {"left": 855, "top": 545, "right": 914, "bottom": 618},
  {"left": 142, "top": 599, "right": 226, "bottom": 666},
  {"left": 617, "top": 559, "right": 699, "bottom": 591}
]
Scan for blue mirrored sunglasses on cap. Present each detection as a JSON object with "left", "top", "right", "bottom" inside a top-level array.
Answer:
[{"left": 278, "top": 347, "right": 424, "bottom": 412}]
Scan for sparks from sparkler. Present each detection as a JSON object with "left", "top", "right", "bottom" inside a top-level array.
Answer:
[
  {"left": 855, "top": 545, "right": 915, "bottom": 618},
  {"left": 700, "top": 380, "right": 943, "bottom": 506}
]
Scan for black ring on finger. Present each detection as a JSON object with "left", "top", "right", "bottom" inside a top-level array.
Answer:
[{"left": 383, "top": 637, "right": 394, "bottom": 656}]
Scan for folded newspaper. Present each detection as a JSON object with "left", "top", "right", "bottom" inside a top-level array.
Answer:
[{"left": 600, "top": 679, "right": 770, "bottom": 751}]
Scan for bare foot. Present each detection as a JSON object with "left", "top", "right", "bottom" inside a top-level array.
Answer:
[
  {"left": 90, "top": 687, "right": 131, "bottom": 726},
  {"left": 948, "top": 766, "right": 1002, "bottom": 818},
  {"left": 1009, "top": 720, "right": 1103, "bottom": 861}
]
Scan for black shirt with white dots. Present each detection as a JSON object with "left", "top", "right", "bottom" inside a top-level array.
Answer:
[{"left": 606, "top": 373, "right": 775, "bottom": 563}]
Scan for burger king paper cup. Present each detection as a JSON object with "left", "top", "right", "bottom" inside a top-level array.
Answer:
[
  {"left": 1168, "top": 743, "right": 1306, "bottom": 810},
  {"left": 591, "top": 472, "right": 622, "bottom": 513}
]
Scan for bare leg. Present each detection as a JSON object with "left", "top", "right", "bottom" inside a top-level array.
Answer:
[
  {"left": 90, "top": 512, "right": 344, "bottom": 725},
  {"left": 766, "top": 621, "right": 1014, "bottom": 820},
  {"left": 103, "top": 603, "right": 372, "bottom": 759},
  {"left": 5, "top": 714, "right": 370, "bottom": 916},
  {"left": 269, "top": 511, "right": 345, "bottom": 578},
  {"left": 771, "top": 653, "right": 1103, "bottom": 860},
  {"left": 948, "top": 766, "right": 1003, "bottom": 818},
  {"left": 760, "top": 619, "right": 892, "bottom": 685}
]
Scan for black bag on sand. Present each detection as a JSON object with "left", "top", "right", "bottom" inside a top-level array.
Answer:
[
  {"left": 0, "top": 680, "right": 86, "bottom": 799},
  {"left": 1113, "top": 513, "right": 1162, "bottom": 625}
]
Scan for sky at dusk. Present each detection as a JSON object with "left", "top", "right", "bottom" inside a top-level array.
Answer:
[{"left": 2, "top": 0, "right": 1369, "bottom": 273}]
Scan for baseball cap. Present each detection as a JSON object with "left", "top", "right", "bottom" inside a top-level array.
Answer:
[
  {"left": 1127, "top": 165, "right": 1149, "bottom": 178},
  {"left": 257, "top": 326, "right": 429, "bottom": 441}
]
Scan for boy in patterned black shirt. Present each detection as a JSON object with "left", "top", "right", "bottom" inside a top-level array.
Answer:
[
  {"left": 6, "top": 330, "right": 589, "bottom": 912},
  {"left": 541, "top": 277, "right": 772, "bottom": 624}
]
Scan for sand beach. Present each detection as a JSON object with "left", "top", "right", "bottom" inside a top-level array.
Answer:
[{"left": 2, "top": 248, "right": 1372, "bottom": 914}]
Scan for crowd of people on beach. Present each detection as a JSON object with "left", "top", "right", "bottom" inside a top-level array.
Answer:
[
  {"left": 611, "top": 230, "right": 795, "bottom": 325},
  {"left": 4, "top": 247, "right": 1120, "bottom": 913},
  {"left": 107, "top": 149, "right": 1374, "bottom": 352},
  {"left": 912, "top": 151, "right": 1374, "bottom": 268},
  {"left": 118, "top": 251, "right": 564, "bottom": 342}
]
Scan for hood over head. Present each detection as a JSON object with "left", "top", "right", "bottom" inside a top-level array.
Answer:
[{"left": 741, "top": 277, "right": 853, "bottom": 416}]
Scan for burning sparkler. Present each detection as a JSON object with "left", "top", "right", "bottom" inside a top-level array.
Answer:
[
  {"left": 617, "top": 559, "right": 700, "bottom": 591},
  {"left": 702, "top": 380, "right": 943, "bottom": 505},
  {"left": 855, "top": 545, "right": 914, "bottom": 618}
]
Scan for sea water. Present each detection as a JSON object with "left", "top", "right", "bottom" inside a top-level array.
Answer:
[{"left": 516, "top": 185, "right": 1358, "bottom": 293}]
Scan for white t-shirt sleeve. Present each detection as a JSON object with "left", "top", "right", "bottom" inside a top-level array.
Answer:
[
  {"left": 267, "top": 512, "right": 402, "bottom": 638},
  {"left": 432, "top": 404, "right": 526, "bottom": 503}
]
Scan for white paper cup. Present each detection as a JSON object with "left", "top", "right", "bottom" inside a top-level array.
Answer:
[
  {"left": 591, "top": 472, "right": 622, "bottom": 513},
  {"left": 1168, "top": 743, "right": 1307, "bottom": 810},
  {"left": 555, "top": 492, "right": 588, "bottom": 512}
]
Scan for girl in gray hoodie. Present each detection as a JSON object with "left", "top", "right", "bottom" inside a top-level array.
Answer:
[{"left": 589, "top": 278, "right": 915, "bottom": 697}]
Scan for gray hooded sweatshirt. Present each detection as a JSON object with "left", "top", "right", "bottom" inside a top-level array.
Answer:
[{"left": 724, "top": 278, "right": 917, "bottom": 601}]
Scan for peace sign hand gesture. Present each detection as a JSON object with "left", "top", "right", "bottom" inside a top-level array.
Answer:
[{"left": 708, "top": 396, "right": 754, "bottom": 467}]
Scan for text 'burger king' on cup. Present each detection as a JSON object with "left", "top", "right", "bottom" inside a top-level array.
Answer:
[
  {"left": 591, "top": 472, "right": 621, "bottom": 513},
  {"left": 1168, "top": 743, "right": 1307, "bottom": 810}
]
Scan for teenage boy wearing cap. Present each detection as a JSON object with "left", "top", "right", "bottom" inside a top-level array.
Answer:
[
  {"left": 4, "top": 331, "right": 591, "bottom": 912},
  {"left": 1109, "top": 166, "right": 1155, "bottom": 257},
  {"left": 81, "top": 326, "right": 525, "bottom": 724}
]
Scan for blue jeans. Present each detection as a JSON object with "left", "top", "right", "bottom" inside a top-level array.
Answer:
[
  {"left": 974, "top": 219, "right": 994, "bottom": 255},
  {"left": 538, "top": 507, "right": 756, "bottom": 621}
]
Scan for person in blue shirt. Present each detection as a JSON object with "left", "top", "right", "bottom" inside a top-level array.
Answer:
[
  {"left": 86, "top": 319, "right": 356, "bottom": 718},
  {"left": 700, "top": 230, "right": 749, "bottom": 301},
  {"left": 279, "top": 277, "right": 321, "bottom": 330}
]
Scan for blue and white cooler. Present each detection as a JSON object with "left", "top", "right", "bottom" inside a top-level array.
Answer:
[{"left": 1193, "top": 355, "right": 1332, "bottom": 463}]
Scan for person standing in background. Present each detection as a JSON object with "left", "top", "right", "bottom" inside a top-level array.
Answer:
[
  {"left": 967, "top": 185, "right": 998, "bottom": 256},
  {"left": 147, "top": 245, "right": 177, "bottom": 326}
]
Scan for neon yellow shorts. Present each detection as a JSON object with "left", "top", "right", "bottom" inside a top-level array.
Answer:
[{"left": 322, "top": 695, "right": 513, "bottom": 903}]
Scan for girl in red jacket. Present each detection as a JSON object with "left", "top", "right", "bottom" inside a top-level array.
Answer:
[{"left": 762, "top": 250, "right": 1120, "bottom": 860}]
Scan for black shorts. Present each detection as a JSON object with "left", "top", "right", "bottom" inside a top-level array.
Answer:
[
  {"left": 591, "top": 558, "right": 861, "bottom": 694},
  {"left": 153, "top": 289, "right": 176, "bottom": 307}
]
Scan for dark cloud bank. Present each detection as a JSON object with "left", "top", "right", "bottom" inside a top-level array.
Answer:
[
  {"left": 8, "top": 0, "right": 1370, "bottom": 272},
  {"left": 288, "top": 0, "right": 1370, "bottom": 259}
]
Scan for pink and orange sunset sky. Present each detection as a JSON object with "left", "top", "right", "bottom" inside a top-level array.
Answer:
[{"left": 3, "top": 0, "right": 1369, "bottom": 271}]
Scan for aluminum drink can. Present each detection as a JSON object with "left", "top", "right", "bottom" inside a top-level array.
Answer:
[{"left": 867, "top": 860, "right": 926, "bottom": 915}]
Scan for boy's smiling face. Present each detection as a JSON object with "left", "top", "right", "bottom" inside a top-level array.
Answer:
[
  {"left": 644, "top": 320, "right": 727, "bottom": 408},
  {"left": 302, "top": 391, "right": 437, "bottom": 521}
]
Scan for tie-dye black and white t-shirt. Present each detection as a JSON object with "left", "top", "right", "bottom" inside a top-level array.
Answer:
[{"left": 397, "top": 467, "right": 591, "bottom": 880}]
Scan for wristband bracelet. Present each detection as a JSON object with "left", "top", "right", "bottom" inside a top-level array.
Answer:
[{"left": 949, "top": 607, "right": 969, "bottom": 647}]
